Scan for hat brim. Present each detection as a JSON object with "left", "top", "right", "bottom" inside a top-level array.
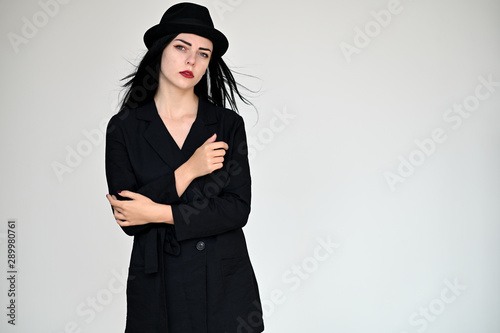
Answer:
[{"left": 143, "top": 23, "right": 229, "bottom": 58}]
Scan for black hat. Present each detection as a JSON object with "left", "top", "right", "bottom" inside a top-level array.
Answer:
[{"left": 143, "top": 2, "right": 229, "bottom": 58}]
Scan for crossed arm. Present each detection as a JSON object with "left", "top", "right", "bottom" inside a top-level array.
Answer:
[
  {"left": 106, "top": 133, "right": 228, "bottom": 227},
  {"left": 105, "top": 111, "right": 252, "bottom": 241}
]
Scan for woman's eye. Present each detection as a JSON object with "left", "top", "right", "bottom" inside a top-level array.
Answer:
[
  {"left": 200, "top": 52, "right": 209, "bottom": 58},
  {"left": 175, "top": 45, "right": 185, "bottom": 51}
]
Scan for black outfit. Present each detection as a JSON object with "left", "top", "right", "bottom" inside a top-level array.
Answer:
[{"left": 105, "top": 97, "right": 264, "bottom": 332}]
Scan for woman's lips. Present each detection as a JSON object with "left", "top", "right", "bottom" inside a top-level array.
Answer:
[{"left": 180, "top": 71, "right": 194, "bottom": 78}]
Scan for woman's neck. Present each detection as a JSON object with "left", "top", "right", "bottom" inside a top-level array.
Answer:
[{"left": 154, "top": 85, "right": 198, "bottom": 119}]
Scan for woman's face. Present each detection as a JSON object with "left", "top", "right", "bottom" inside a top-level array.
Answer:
[{"left": 158, "top": 33, "right": 213, "bottom": 92}]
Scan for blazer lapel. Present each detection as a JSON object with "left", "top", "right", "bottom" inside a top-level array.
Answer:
[
  {"left": 138, "top": 101, "right": 187, "bottom": 171},
  {"left": 180, "top": 97, "right": 219, "bottom": 159},
  {"left": 137, "top": 98, "right": 220, "bottom": 173}
]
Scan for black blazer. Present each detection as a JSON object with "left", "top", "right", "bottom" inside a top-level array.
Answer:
[{"left": 105, "top": 97, "right": 264, "bottom": 333}]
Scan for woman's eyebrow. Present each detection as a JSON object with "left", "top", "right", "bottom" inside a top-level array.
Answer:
[{"left": 174, "top": 38, "right": 212, "bottom": 52}]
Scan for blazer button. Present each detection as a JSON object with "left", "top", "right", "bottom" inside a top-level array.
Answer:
[{"left": 196, "top": 241, "right": 205, "bottom": 251}]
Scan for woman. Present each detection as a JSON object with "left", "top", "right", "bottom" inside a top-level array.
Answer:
[{"left": 105, "top": 3, "right": 264, "bottom": 332}]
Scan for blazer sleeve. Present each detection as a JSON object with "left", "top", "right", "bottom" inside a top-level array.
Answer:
[
  {"left": 171, "top": 116, "right": 252, "bottom": 241},
  {"left": 105, "top": 113, "right": 181, "bottom": 236}
]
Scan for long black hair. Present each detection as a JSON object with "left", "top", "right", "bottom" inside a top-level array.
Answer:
[{"left": 119, "top": 34, "right": 251, "bottom": 112}]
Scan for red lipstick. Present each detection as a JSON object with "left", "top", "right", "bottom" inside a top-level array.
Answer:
[{"left": 180, "top": 71, "right": 194, "bottom": 78}]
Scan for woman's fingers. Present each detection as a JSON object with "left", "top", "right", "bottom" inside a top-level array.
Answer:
[
  {"left": 212, "top": 156, "right": 224, "bottom": 164},
  {"left": 207, "top": 141, "right": 228, "bottom": 151},
  {"left": 204, "top": 133, "right": 217, "bottom": 144},
  {"left": 106, "top": 194, "right": 118, "bottom": 206},
  {"left": 113, "top": 206, "right": 125, "bottom": 217},
  {"left": 107, "top": 194, "right": 126, "bottom": 211},
  {"left": 211, "top": 148, "right": 226, "bottom": 157},
  {"left": 107, "top": 194, "right": 127, "bottom": 224},
  {"left": 207, "top": 146, "right": 226, "bottom": 164},
  {"left": 107, "top": 191, "right": 142, "bottom": 207},
  {"left": 117, "top": 220, "right": 131, "bottom": 227},
  {"left": 188, "top": 137, "right": 229, "bottom": 178},
  {"left": 118, "top": 190, "right": 140, "bottom": 200},
  {"left": 106, "top": 190, "right": 157, "bottom": 226}
]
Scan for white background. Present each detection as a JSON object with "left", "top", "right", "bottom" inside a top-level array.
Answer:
[{"left": 1, "top": 0, "right": 499, "bottom": 332}]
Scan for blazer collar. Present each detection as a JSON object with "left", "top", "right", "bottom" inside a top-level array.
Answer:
[{"left": 137, "top": 97, "right": 219, "bottom": 171}]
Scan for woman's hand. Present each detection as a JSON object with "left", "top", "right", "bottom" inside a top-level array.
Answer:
[
  {"left": 174, "top": 133, "right": 228, "bottom": 197},
  {"left": 186, "top": 133, "right": 228, "bottom": 178},
  {"left": 106, "top": 190, "right": 173, "bottom": 226}
]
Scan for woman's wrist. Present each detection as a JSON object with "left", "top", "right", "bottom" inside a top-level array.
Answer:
[
  {"left": 152, "top": 203, "right": 174, "bottom": 224},
  {"left": 175, "top": 161, "right": 196, "bottom": 196},
  {"left": 180, "top": 160, "right": 197, "bottom": 181}
]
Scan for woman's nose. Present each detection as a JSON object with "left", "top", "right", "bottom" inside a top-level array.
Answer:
[{"left": 186, "top": 52, "right": 195, "bottom": 66}]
